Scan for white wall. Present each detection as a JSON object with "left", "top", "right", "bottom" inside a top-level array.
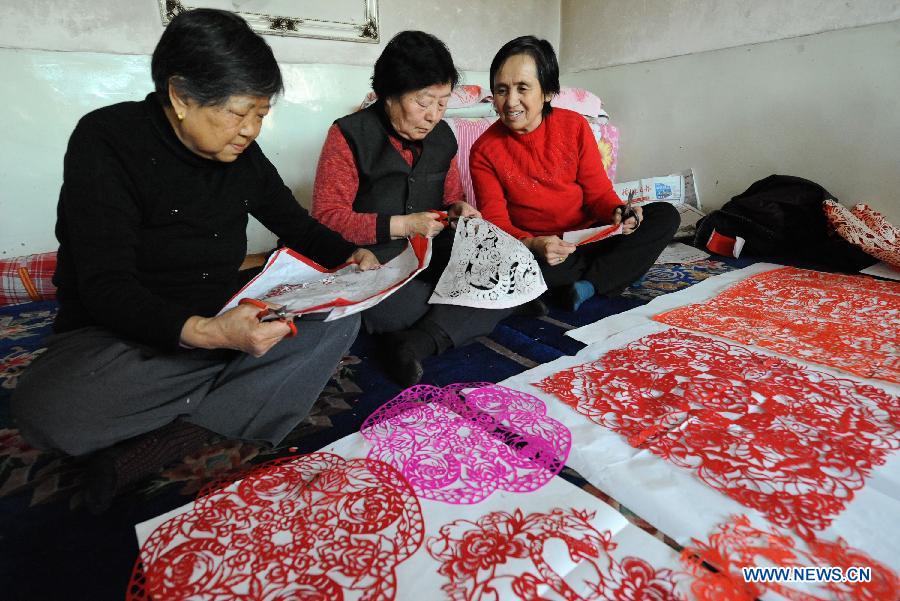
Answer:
[
  {"left": 0, "top": 0, "right": 558, "bottom": 256},
  {"left": 0, "top": 48, "right": 489, "bottom": 256},
  {"left": 562, "top": 20, "right": 900, "bottom": 224},
  {"left": 0, "top": 0, "right": 559, "bottom": 71},
  {"left": 561, "top": 0, "right": 900, "bottom": 71}
]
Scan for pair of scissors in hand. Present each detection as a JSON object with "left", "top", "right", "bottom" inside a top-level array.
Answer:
[
  {"left": 620, "top": 190, "right": 641, "bottom": 227},
  {"left": 239, "top": 297, "right": 297, "bottom": 337},
  {"left": 429, "top": 209, "right": 450, "bottom": 226}
]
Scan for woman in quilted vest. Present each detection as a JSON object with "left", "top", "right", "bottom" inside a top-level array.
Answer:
[{"left": 312, "top": 31, "right": 522, "bottom": 387}]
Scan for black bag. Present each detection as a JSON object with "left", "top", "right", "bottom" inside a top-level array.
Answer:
[{"left": 694, "top": 175, "right": 874, "bottom": 271}]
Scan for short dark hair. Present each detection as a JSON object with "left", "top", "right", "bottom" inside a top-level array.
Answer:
[
  {"left": 151, "top": 8, "right": 283, "bottom": 106},
  {"left": 489, "top": 36, "right": 560, "bottom": 115},
  {"left": 372, "top": 31, "right": 459, "bottom": 99}
]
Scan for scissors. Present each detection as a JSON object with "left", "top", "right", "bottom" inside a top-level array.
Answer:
[
  {"left": 239, "top": 297, "right": 298, "bottom": 337},
  {"left": 620, "top": 190, "right": 641, "bottom": 227},
  {"left": 429, "top": 209, "right": 450, "bottom": 226}
]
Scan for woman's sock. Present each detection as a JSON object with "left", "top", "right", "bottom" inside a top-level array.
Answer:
[{"left": 566, "top": 280, "right": 596, "bottom": 311}]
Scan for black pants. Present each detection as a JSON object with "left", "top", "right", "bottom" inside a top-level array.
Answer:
[
  {"left": 362, "top": 229, "right": 513, "bottom": 348},
  {"left": 541, "top": 202, "right": 681, "bottom": 295}
]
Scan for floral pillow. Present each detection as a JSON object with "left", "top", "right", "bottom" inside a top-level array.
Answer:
[{"left": 824, "top": 200, "right": 900, "bottom": 267}]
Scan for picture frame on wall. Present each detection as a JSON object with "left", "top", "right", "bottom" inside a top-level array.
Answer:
[{"left": 158, "top": 0, "right": 379, "bottom": 43}]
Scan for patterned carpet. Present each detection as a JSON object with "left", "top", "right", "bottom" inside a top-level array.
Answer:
[{"left": 0, "top": 257, "right": 743, "bottom": 600}]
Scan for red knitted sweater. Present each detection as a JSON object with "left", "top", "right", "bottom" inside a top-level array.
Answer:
[
  {"left": 470, "top": 108, "right": 622, "bottom": 239},
  {"left": 312, "top": 124, "right": 464, "bottom": 246}
]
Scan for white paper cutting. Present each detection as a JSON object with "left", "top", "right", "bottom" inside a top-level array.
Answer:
[
  {"left": 562, "top": 223, "right": 623, "bottom": 245},
  {"left": 429, "top": 217, "right": 547, "bottom": 309},
  {"left": 220, "top": 237, "right": 431, "bottom": 321}
]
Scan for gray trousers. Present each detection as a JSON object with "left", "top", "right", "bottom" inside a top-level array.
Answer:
[{"left": 10, "top": 314, "right": 360, "bottom": 456}]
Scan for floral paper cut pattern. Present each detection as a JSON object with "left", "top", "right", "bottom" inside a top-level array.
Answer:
[
  {"left": 824, "top": 200, "right": 900, "bottom": 268},
  {"left": 537, "top": 330, "right": 900, "bottom": 541},
  {"left": 682, "top": 515, "right": 899, "bottom": 601},
  {"left": 427, "top": 507, "right": 684, "bottom": 600},
  {"left": 361, "top": 383, "right": 571, "bottom": 504},
  {"left": 430, "top": 218, "right": 547, "bottom": 309},
  {"left": 128, "top": 453, "right": 423, "bottom": 601},
  {"left": 653, "top": 266, "right": 900, "bottom": 384}
]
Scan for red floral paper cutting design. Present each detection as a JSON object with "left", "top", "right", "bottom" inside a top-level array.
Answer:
[
  {"left": 682, "top": 515, "right": 899, "bottom": 601},
  {"left": 361, "top": 383, "right": 571, "bottom": 504},
  {"left": 537, "top": 330, "right": 900, "bottom": 540},
  {"left": 824, "top": 200, "right": 900, "bottom": 268},
  {"left": 653, "top": 266, "right": 900, "bottom": 384},
  {"left": 127, "top": 453, "right": 423, "bottom": 601},
  {"left": 427, "top": 507, "right": 684, "bottom": 600}
]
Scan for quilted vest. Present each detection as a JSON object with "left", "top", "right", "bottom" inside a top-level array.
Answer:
[{"left": 335, "top": 103, "right": 457, "bottom": 260}]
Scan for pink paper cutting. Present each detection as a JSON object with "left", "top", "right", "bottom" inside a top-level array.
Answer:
[
  {"left": 428, "top": 507, "right": 683, "bottom": 600},
  {"left": 361, "top": 383, "right": 572, "bottom": 504},
  {"left": 128, "top": 453, "right": 423, "bottom": 601},
  {"left": 537, "top": 330, "right": 900, "bottom": 541},
  {"left": 653, "top": 266, "right": 900, "bottom": 384}
]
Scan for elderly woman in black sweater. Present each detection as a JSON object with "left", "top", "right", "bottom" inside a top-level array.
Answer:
[{"left": 11, "top": 9, "right": 377, "bottom": 510}]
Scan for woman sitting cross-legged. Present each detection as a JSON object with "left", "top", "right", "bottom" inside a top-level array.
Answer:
[
  {"left": 10, "top": 9, "right": 378, "bottom": 511},
  {"left": 470, "top": 36, "right": 680, "bottom": 311},
  {"left": 312, "top": 30, "right": 521, "bottom": 387}
]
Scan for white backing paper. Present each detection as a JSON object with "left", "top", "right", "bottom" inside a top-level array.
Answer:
[
  {"left": 566, "top": 262, "right": 781, "bottom": 345},
  {"left": 861, "top": 261, "right": 900, "bottom": 282},
  {"left": 135, "top": 430, "right": 691, "bottom": 599},
  {"left": 497, "top": 321, "right": 900, "bottom": 573}
]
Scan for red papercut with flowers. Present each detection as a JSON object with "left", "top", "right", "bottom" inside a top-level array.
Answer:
[
  {"left": 682, "top": 515, "right": 899, "bottom": 601},
  {"left": 537, "top": 330, "right": 900, "bottom": 541},
  {"left": 361, "top": 383, "right": 571, "bottom": 504},
  {"left": 127, "top": 453, "right": 423, "bottom": 601},
  {"left": 427, "top": 507, "right": 683, "bottom": 600},
  {"left": 653, "top": 266, "right": 900, "bottom": 384}
]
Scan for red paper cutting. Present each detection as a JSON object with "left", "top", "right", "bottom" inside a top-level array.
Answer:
[
  {"left": 653, "top": 266, "right": 900, "bottom": 384},
  {"left": 682, "top": 515, "right": 899, "bottom": 601},
  {"left": 537, "top": 330, "right": 900, "bottom": 541},
  {"left": 427, "top": 507, "right": 683, "bottom": 600},
  {"left": 128, "top": 453, "right": 423, "bottom": 601}
]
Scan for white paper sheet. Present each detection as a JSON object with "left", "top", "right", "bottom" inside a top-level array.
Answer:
[
  {"left": 429, "top": 218, "right": 547, "bottom": 309},
  {"left": 134, "top": 430, "right": 691, "bottom": 600},
  {"left": 654, "top": 242, "right": 711, "bottom": 264},
  {"left": 861, "top": 261, "right": 900, "bottom": 281},
  {"left": 497, "top": 322, "right": 900, "bottom": 573},
  {"left": 561, "top": 223, "right": 623, "bottom": 245},
  {"left": 567, "top": 262, "right": 782, "bottom": 344},
  {"left": 219, "top": 238, "right": 431, "bottom": 320}
]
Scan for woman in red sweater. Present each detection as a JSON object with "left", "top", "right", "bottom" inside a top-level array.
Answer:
[{"left": 471, "top": 37, "right": 680, "bottom": 311}]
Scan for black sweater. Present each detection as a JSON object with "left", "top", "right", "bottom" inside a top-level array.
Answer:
[{"left": 53, "top": 93, "right": 356, "bottom": 350}]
